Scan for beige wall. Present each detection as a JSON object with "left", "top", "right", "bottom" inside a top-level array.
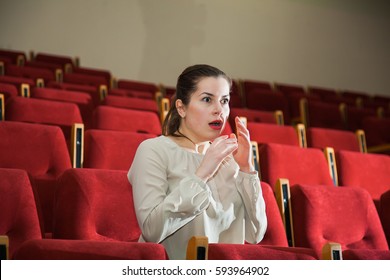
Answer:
[{"left": 1, "top": 0, "right": 389, "bottom": 96}]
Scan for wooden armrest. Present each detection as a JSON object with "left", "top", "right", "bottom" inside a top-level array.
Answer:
[{"left": 186, "top": 236, "right": 208, "bottom": 260}]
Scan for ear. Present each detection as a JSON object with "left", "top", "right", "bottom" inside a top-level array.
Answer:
[{"left": 176, "top": 99, "right": 186, "bottom": 118}]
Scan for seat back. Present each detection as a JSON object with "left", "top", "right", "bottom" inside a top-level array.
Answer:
[
  {"left": 92, "top": 106, "right": 162, "bottom": 135},
  {"left": 53, "top": 169, "right": 141, "bottom": 242},
  {"left": 102, "top": 95, "right": 159, "bottom": 113},
  {"left": 259, "top": 143, "right": 334, "bottom": 188},
  {"left": 291, "top": 184, "right": 389, "bottom": 258},
  {"left": 0, "top": 168, "right": 42, "bottom": 258},
  {"left": 0, "top": 121, "right": 72, "bottom": 233},
  {"left": 307, "top": 127, "right": 362, "bottom": 152},
  {"left": 84, "top": 129, "right": 156, "bottom": 170},
  {"left": 248, "top": 122, "right": 302, "bottom": 147}
]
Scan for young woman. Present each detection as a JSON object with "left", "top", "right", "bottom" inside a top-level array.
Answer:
[{"left": 128, "top": 64, "right": 267, "bottom": 259}]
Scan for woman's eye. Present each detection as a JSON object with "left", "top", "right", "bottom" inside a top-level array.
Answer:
[
  {"left": 221, "top": 98, "right": 230, "bottom": 104},
  {"left": 202, "top": 97, "right": 211, "bottom": 102}
]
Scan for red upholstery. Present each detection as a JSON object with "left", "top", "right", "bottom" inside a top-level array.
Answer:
[
  {"left": 35, "top": 53, "right": 74, "bottom": 69},
  {"left": 84, "top": 129, "right": 156, "bottom": 170},
  {"left": 0, "top": 82, "right": 18, "bottom": 101},
  {"left": 305, "top": 100, "right": 345, "bottom": 130},
  {"left": 102, "top": 95, "right": 159, "bottom": 113},
  {"left": 0, "top": 75, "right": 35, "bottom": 88},
  {"left": 117, "top": 79, "right": 158, "bottom": 96},
  {"left": 307, "top": 127, "right": 361, "bottom": 152},
  {"left": 258, "top": 182, "right": 288, "bottom": 246},
  {"left": 229, "top": 108, "right": 279, "bottom": 126},
  {"left": 73, "top": 66, "right": 111, "bottom": 86},
  {"left": 336, "top": 150, "right": 390, "bottom": 201},
  {"left": 0, "top": 121, "right": 72, "bottom": 233},
  {"left": 290, "top": 184, "right": 389, "bottom": 259},
  {"left": 63, "top": 72, "right": 108, "bottom": 87},
  {"left": 47, "top": 81, "right": 100, "bottom": 105},
  {"left": 5, "top": 96, "right": 83, "bottom": 141},
  {"left": 362, "top": 117, "right": 390, "bottom": 148},
  {"left": 6, "top": 65, "right": 55, "bottom": 83},
  {"left": 0, "top": 49, "right": 26, "bottom": 64},
  {"left": 92, "top": 106, "right": 161, "bottom": 135},
  {"left": 346, "top": 107, "right": 377, "bottom": 132},
  {"left": 245, "top": 89, "right": 291, "bottom": 124},
  {"left": 0, "top": 168, "right": 42, "bottom": 258},
  {"left": 241, "top": 79, "right": 273, "bottom": 96},
  {"left": 31, "top": 87, "right": 94, "bottom": 128},
  {"left": 248, "top": 122, "right": 300, "bottom": 147},
  {"left": 336, "top": 150, "right": 390, "bottom": 246},
  {"left": 13, "top": 239, "right": 167, "bottom": 260},
  {"left": 25, "top": 60, "right": 62, "bottom": 72},
  {"left": 108, "top": 88, "right": 155, "bottom": 99},
  {"left": 342, "top": 249, "right": 390, "bottom": 260},
  {"left": 208, "top": 243, "right": 316, "bottom": 260},
  {"left": 53, "top": 169, "right": 141, "bottom": 242},
  {"left": 259, "top": 143, "right": 334, "bottom": 188}
]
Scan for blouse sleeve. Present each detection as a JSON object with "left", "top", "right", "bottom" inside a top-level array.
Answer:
[
  {"left": 128, "top": 140, "right": 211, "bottom": 244},
  {"left": 235, "top": 171, "right": 267, "bottom": 244}
]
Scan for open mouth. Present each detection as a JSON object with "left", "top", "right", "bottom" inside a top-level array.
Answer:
[{"left": 209, "top": 120, "right": 223, "bottom": 130}]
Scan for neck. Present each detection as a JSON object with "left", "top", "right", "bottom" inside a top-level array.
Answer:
[{"left": 173, "top": 130, "right": 209, "bottom": 154}]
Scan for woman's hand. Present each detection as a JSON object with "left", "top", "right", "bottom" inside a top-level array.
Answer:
[
  {"left": 195, "top": 135, "right": 238, "bottom": 182},
  {"left": 233, "top": 117, "right": 255, "bottom": 173}
]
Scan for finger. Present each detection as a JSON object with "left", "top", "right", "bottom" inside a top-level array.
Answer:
[{"left": 237, "top": 130, "right": 251, "bottom": 144}]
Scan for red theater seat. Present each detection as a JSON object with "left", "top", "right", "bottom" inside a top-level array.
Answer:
[
  {"left": 102, "top": 95, "right": 159, "bottom": 114},
  {"left": 290, "top": 184, "right": 389, "bottom": 259},
  {"left": 0, "top": 168, "right": 42, "bottom": 258},
  {"left": 84, "top": 129, "right": 156, "bottom": 170},
  {"left": 247, "top": 122, "right": 303, "bottom": 147},
  {"left": 229, "top": 108, "right": 283, "bottom": 126},
  {"left": 0, "top": 121, "right": 72, "bottom": 234},
  {"left": 0, "top": 82, "right": 18, "bottom": 101},
  {"left": 92, "top": 106, "right": 161, "bottom": 135},
  {"left": 53, "top": 169, "right": 141, "bottom": 242},
  {"left": 13, "top": 239, "right": 167, "bottom": 260}
]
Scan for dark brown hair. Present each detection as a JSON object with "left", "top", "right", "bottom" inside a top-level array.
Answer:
[{"left": 162, "top": 64, "right": 232, "bottom": 135}]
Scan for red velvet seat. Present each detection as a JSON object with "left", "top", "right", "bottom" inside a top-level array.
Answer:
[
  {"left": 34, "top": 52, "right": 74, "bottom": 70},
  {"left": 92, "top": 106, "right": 161, "bottom": 135},
  {"left": 5, "top": 64, "right": 55, "bottom": 85},
  {"left": 0, "top": 121, "right": 72, "bottom": 234},
  {"left": 245, "top": 89, "right": 291, "bottom": 124},
  {"left": 72, "top": 66, "right": 112, "bottom": 87},
  {"left": 47, "top": 81, "right": 101, "bottom": 106},
  {"left": 0, "top": 82, "right": 18, "bottom": 101},
  {"left": 117, "top": 79, "right": 159, "bottom": 99},
  {"left": 13, "top": 239, "right": 167, "bottom": 260},
  {"left": 290, "top": 184, "right": 389, "bottom": 259},
  {"left": 229, "top": 108, "right": 282, "bottom": 127},
  {"left": 259, "top": 143, "right": 335, "bottom": 188},
  {"left": 31, "top": 87, "right": 94, "bottom": 128},
  {"left": 108, "top": 88, "right": 156, "bottom": 99},
  {"left": 362, "top": 117, "right": 390, "bottom": 154},
  {"left": 0, "top": 168, "right": 42, "bottom": 258},
  {"left": 84, "top": 129, "right": 157, "bottom": 170},
  {"left": 307, "top": 127, "right": 363, "bottom": 152},
  {"left": 345, "top": 106, "right": 377, "bottom": 132},
  {"left": 5, "top": 96, "right": 83, "bottom": 142},
  {"left": 0, "top": 49, "right": 26, "bottom": 65},
  {"left": 336, "top": 150, "right": 390, "bottom": 245},
  {"left": 102, "top": 95, "right": 159, "bottom": 114},
  {"left": 53, "top": 168, "right": 141, "bottom": 242},
  {"left": 301, "top": 99, "right": 346, "bottom": 130},
  {"left": 63, "top": 72, "right": 108, "bottom": 87},
  {"left": 248, "top": 122, "right": 302, "bottom": 147}
]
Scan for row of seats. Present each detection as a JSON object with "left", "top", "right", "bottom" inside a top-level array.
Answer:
[{"left": 1, "top": 120, "right": 389, "bottom": 259}]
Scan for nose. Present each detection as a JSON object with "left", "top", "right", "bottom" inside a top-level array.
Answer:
[{"left": 213, "top": 102, "right": 223, "bottom": 116}]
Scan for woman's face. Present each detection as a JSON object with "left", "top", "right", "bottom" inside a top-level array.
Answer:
[{"left": 177, "top": 76, "right": 230, "bottom": 143}]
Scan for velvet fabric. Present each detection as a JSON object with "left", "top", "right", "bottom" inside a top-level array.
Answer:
[
  {"left": 0, "top": 82, "right": 18, "bottom": 101},
  {"left": 229, "top": 108, "right": 279, "bottom": 127},
  {"left": 102, "top": 95, "right": 159, "bottom": 113},
  {"left": 6, "top": 64, "right": 55, "bottom": 83},
  {"left": 47, "top": 81, "right": 99, "bottom": 105},
  {"left": 0, "top": 75, "right": 35, "bottom": 87},
  {"left": 53, "top": 168, "right": 141, "bottom": 242},
  {"left": 336, "top": 150, "right": 390, "bottom": 201},
  {"left": 108, "top": 88, "right": 156, "bottom": 99},
  {"left": 73, "top": 66, "right": 111, "bottom": 86},
  {"left": 343, "top": 249, "right": 390, "bottom": 260},
  {"left": 64, "top": 72, "right": 108, "bottom": 87},
  {"left": 291, "top": 184, "right": 389, "bottom": 259},
  {"left": 345, "top": 107, "right": 377, "bottom": 132},
  {"left": 258, "top": 182, "right": 288, "bottom": 246},
  {"left": 13, "top": 239, "right": 167, "bottom": 260},
  {"left": 380, "top": 191, "right": 390, "bottom": 247},
  {"left": 0, "top": 121, "right": 72, "bottom": 233},
  {"left": 84, "top": 129, "right": 157, "bottom": 170},
  {"left": 306, "top": 100, "right": 346, "bottom": 130},
  {"left": 117, "top": 79, "right": 159, "bottom": 95},
  {"left": 245, "top": 89, "right": 291, "bottom": 124},
  {"left": 35, "top": 53, "right": 74, "bottom": 68},
  {"left": 0, "top": 168, "right": 42, "bottom": 258},
  {"left": 248, "top": 123, "right": 300, "bottom": 147},
  {"left": 307, "top": 127, "right": 361, "bottom": 152},
  {"left": 92, "top": 106, "right": 162, "bottom": 135},
  {"left": 259, "top": 143, "right": 334, "bottom": 188},
  {"left": 31, "top": 87, "right": 94, "bottom": 129},
  {"left": 208, "top": 243, "right": 316, "bottom": 260},
  {"left": 362, "top": 117, "right": 390, "bottom": 147}
]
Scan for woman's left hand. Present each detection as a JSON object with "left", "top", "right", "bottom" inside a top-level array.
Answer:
[{"left": 232, "top": 116, "right": 255, "bottom": 173}]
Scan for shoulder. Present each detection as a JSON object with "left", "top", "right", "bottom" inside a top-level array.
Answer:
[{"left": 137, "top": 136, "right": 177, "bottom": 155}]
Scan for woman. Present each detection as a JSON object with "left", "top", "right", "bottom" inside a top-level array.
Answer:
[{"left": 128, "top": 64, "right": 267, "bottom": 260}]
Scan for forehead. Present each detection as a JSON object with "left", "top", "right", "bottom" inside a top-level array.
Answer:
[{"left": 194, "top": 76, "right": 230, "bottom": 96}]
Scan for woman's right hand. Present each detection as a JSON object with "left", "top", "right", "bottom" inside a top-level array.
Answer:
[{"left": 195, "top": 134, "right": 238, "bottom": 182}]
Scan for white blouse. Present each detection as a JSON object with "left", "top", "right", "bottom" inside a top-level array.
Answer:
[{"left": 128, "top": 136, "right": 267, "bottom": 260}]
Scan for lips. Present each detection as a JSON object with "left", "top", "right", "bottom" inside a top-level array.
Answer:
[{"left": 209, "top": 120, "right": 223, "bottom": 130}]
